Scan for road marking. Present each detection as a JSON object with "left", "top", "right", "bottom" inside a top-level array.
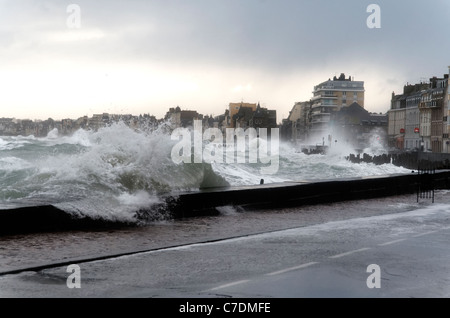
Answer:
[
  {"left": 413, "top": 230, "right": 438, "bottom": 238},
  {"left": 207, "top": 279, "right": 250, "bottom": 291},
  {"left": 329, "top": 248, "right": 371, "bottom": 259},
  {"left": 378, "top": 238, "right": 407, "bottom": 246},
  {"left": 266, "top": 262, "right": 319, "bottom": 276}
]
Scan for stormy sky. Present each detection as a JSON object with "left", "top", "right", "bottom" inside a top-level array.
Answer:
[{"left": 0, "top": 0, "right": 449, "bottom": 121}]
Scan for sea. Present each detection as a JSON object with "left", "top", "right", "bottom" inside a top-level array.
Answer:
[{"left": 0, "top": 121, "right": 411, "bottom": 223}]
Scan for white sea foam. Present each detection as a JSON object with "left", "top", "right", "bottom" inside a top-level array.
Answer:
[{"left": 0, "top": 122, "right": 413, "bottom": 220}]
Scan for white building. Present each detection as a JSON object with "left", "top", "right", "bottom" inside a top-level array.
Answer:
[{"left": 404, "top": 92, "right": 421, "bottom": 151}]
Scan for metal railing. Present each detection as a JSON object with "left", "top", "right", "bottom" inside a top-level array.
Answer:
[{"left": 417, "top": 163, "right": 435, "bottom": 203}]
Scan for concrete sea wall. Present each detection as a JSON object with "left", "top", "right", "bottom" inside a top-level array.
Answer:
[
  {"left": 169, "top": 171, "right": 450, "bottom": 218},
  {"left": 1, "top": 171, "right": 450, "bottom": 235}
]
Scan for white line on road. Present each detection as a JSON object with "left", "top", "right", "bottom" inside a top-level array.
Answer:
[
  {"left": 207, "top": 279, "right": 250, "bottom": 291},
  {"left": 378, "top": 239, "right": 407, "bottom": 246},
  {"left": 329, "top": 248, "right": 371, "bottom": 259},
  {"left": 412, "top": 230, "right": 438, "bottom": 238},
  {"left": 265, "top": 262, "right": 319, "bottom": 276}
]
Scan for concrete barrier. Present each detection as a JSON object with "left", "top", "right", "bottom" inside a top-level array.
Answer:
[
  {"left": 1, "top": 171, "right": 450, "bottom": 235},
  {"left": 168, "top": 170, "right": 450, "bottom": 218}
]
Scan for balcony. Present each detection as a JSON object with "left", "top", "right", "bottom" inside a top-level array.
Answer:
[
  {"left": 311, "top": 118, "right": 330, "bottom": 124},
  {"left": 420, "top": 100, "right": 444, "bottom": 109},
  {"left": 311, "top": 93, "right": 337, "bottom": 101},
  {"left": 312, "top": 102, "right": 338, "bottom": 109},
  {"left": 311, "top": 111, "right": 330, "bottom": 117}
]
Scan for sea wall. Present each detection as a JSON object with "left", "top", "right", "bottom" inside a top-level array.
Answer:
[
  {"left": 1, "top": 171, "right": 450, "bottom": 235},
  {"left": 168, "top": 170, "right": 450, "bottom": 218}
]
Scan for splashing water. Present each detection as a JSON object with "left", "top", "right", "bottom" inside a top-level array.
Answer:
[{"left": 0, "top": 122, "right": 410, "bottom": 221}]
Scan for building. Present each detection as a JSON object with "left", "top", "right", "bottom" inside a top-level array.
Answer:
[
  {"left": 446, "top": 66, "right": 450, "bottom": 153},
  {"left": 227, "top": 102, "right": 277, "bottom": 131},
  {"left": 213, "top": 110, "right": 228, "bottom": 132},
  {"left": 417, "top": 76, "right": 448, "bottom": 153},
  {"left": 388, "top": 83, "right": 429, "bottom": 151},
  {"left": 0, "top": 118, "right": 16, "bottom": 135},
  {"left": 388, "top": 70, "right": 450, "bottom": 153},
  {"left": 331, "top": 102, "right": 387, "bottom": 151},
  {"left": 164, "top": 106, "right": 203, "bottom": 129},
  {"left": 310, "top": 73, "right": 365, "bottom": 136},
  {"left": 286, "top": 101, "right": 311, "bottom": 142},
  {"left": 233, "top": 106, "right": 255, "bottom": 129},
  {"left": 405, "top": 92, "right": 422, "bottom": 151},
  {"left": 249, "top": 104, "right": 277, "bottom": 130},
  {"left": 388, "top": 108, "right": 406, "bottom": 150},
  {"left": 228, "top": 102, "right": 257, "bottom": 128}
]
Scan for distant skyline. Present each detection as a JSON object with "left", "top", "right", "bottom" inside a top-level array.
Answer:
[{"left": 1, "top": 0, "right": 449, "bottom": 122}]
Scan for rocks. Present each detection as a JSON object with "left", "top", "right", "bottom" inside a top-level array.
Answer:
[{"left": 346, "top": 152, "right": 450, "bottom": 170}]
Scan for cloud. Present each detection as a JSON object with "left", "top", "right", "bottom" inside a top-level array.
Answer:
[
  {"left": 0, "top": 0, "right": 449, "bottom": 120},
  {"left": 232, "top": 84, "right": 253, "bottom": 93}
]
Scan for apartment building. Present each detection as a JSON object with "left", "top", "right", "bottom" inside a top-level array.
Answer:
[{"left": 310, "top": 73, "right": 365, "bottom": 136}]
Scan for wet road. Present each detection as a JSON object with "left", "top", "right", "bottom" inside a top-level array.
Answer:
[{"left": 1, "top": 191, "right": 450, "bottom": 298}]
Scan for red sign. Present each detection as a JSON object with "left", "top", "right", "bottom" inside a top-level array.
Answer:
[
  {"left": 414, "top": 127, "right": 420, "bottom": 133},
  {"left": 400, "top": 128, "right": 405, "bottom": 133}
]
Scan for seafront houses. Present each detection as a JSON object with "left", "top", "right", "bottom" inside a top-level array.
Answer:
[
  {"left": 228, "top": 102, "right": 257, "bottom": 129},
  {"left": 0, "top": 118, "right": 16, "bottom": 135},
  {"left": 427, "top": 76, "right": 448, "bottom": 153},
  {"left": 388, "top": 106, "right": 406, "bottom": 150},
  {"left": 249, "top": 104, "right": 277, "bottom": 131},
  {"left": 284, "top": 73, "right": 366, "bottom": 144},
  {"left": 447, "top": 71, "right": 450, "bottom": 153},
  {"left": 226, "top": 102, "right": 277, "bottom": 131},
  {"left": 330, "top": 102, "right": 388, "bottom": 151},
  {"left": 164, "top": 106, "right": 203, "bottom": 129},
  {"left": 286, "top": 101, "right": 311, "bottom": 142},
  {"left": 310, "top": 73, "right": 365, "bottom": 137},
  {"left": 405, "top": 92, "right": 422, "bottom": 151},
  {"left": 388, "top": 83, "right": 428, "bottom": 151},
  {"left": 388, "top": 68, "right": 450, "bottom": 153},
  {"left": 0, "top": 113, "right": 158, "bottom": 137}
]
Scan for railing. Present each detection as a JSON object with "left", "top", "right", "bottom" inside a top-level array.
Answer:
[
  {"left": 417, "top": 163, "right": 435, "bottom": 203},
  {"left": 312, "top": 103, "right": 338, "bottom": 108}
]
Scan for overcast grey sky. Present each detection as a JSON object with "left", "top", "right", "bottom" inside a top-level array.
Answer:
[{"left": 0, "top": 0, "right": 449, "bottom": 121}]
